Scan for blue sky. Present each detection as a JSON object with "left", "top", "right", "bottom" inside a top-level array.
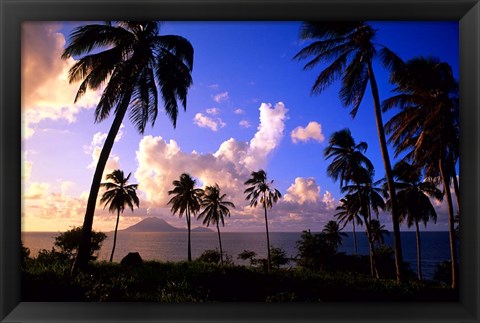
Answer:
[{"left": 22, "top": 21, "right": 459, "bottom": 232}]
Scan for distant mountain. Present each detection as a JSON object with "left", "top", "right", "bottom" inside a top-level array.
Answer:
[{"left": 121, "top": 217, "right": 213, "bottom": 233}]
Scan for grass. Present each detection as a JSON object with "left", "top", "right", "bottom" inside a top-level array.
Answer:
[{"left": 22, "top": 257, "right": 458, "bottom": 302}]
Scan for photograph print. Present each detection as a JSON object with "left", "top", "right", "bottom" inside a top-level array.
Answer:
[{"left": 21, "top": 20, "right": 459, "bottom": 302}]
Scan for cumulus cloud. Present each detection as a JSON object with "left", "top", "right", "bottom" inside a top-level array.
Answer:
[
  {"left": 284, "top": 177, "right": 320, "bottom": 205},
  {"left": 239, "top": 120, "right": 251, "bottom": 128},
  {"left": 22, "top": 22, "right": 101, "bottom": 138},
  {"left": 234, "top": 108, "right": 245, "bottom": 115},
  {"left": 212, "top": 91, "right": 229, "bottom": 103},
  {"left": 193, "top": 113, "right": 226, "bottom": 131},
  {"left": 290, "top": 121, "right": 325, "bottom": 144},
  {"left": 244, "top": 102, "right": 288, "bottom": 170}
]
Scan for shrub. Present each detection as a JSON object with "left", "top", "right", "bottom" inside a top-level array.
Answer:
[
  {"left": 197, "top": 249, "right": 233, "bottom": 265},
  {"left": 54, "top": 226, "right": 107, "bottom": 260},
  {"left": 295, "top": 230, "right": 335, "bottom": 270}
]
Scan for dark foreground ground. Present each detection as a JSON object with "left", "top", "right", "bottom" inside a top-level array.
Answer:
[{"left": 22, "top": 259, "right": 457, "bottom": 302}]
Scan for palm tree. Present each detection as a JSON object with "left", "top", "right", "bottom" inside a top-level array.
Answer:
[
  {"left": 197, "top": 184, "right": 235, "bottom": 266},
  {"left": 295, "top": 22, "right": 406, "bottom": 282},
  {"left": 99, "top": 169, "right": 139, "bottom": 262},
  {"left": 343, "top": 179, "right": 386, "bottom": 278},
  {"left": 390, "top": 161, "right": 443, "bottom": 280},
  {"left": 334, "top": 195, "right": 363, "bottom": 255},
  {"left": 369, "top": 219, "right": 389, "bottom": 248},
  {"left": 322, "top": 220, "right": 347, "bottom": 252},
  {"left": 168, "top": 173, "right": 204, "bottom": 261},
  {"left": 324, "top": 129, "right": 374, "bottom": 188},
  {"left": 383, "top": 56, "right": 459, "bottom": 287},
  {"left": 62, "top": 21, "right": 194, "bottom": 272},
  {"left": 244, "top": 170, "right": 282, "bottom": 272}
]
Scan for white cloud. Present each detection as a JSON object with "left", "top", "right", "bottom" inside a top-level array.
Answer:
[
  {"left": 234, "top": 108, "right": 245, "bottom": 115},
  {"left": 291, "top": 121, "right": 325, "bottom": 144},
  {"left": 212, "top": 91, "right": 229, "bottom": 103},
  {"left": 193, "top": 113, "right": 226, "bottom": 131},
  {"left": 239, "top": 120, "right": 251, "bottom": 128},
  {"left": 206, "top": 108, "right": 220, "bottom": 115},
  {"left": 244, "top": 102, "right": 288, "bottom": 170},
  {"left": 22, "top": 22, "right": 101, "bottom": 138},
  {"left": 284, "top": 177, "right": 320, "bottom": 205}
]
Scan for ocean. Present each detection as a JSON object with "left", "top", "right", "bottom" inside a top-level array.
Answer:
[{"left": 22, "top": 231, "right": 453, "bottom": 280}]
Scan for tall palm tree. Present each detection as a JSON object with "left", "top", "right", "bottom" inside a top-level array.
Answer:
[
  {"left": 322, "top": 220, "right": 347, "bottom": 252},
  {"left": 295, "top": 22, "right": 406, "bottom": 282},
  {"left": 334, "top": 195, "right": 363, "bottom": 255},
  {"left": 197, "top": 184, "right": 235, "bottom": 266},
  {"left": 244, "top": 170, "right": 282, "bottom": 272},
  {"left": 389, "top": 162, "right": 443, "bottom": 281},
  {"left": 383, "top": 56, "right": 459, "bottom": 288},
  {"left": 168, "top": 173, "right": 204, "bottom": 262},
  {"left": 62, "top": 21, "right": 194, "bottom": 272},
  {"left": 99, "top": 169, "right": 139, "bottom": 262}
]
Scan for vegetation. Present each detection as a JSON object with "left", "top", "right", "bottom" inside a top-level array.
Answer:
[
  {"left": 62, "top": 21, "right": 194, "bottom": 272},
  {"left": 22, "top": 250, "right": 457, "bottom": 302},
  {"left": 53, "top": 226, "right": 107, "bottom": 261},
  {"left": 197, "top": 184, "right": 235, "bottom": 266},
  {"left": 295, "top": 21, "right": 406, "bottom": 283},
  {"left": 100, "top": 169, "right": 139, "bottom": 262},
  {"left": 244, "top": 170, "right": 282, "bottom": 272},
  {"left": 383, "top": 56, "right": 459, "bottom": 288},
  {"left": 168, "top": 173, "right": 204, "bottom": 261}
]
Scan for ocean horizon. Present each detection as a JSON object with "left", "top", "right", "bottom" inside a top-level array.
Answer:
[{"left": 22, "top": 231, "right": 454, "bottom": 280}]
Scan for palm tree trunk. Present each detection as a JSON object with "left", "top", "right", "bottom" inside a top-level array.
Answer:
[
  {"left": 216, "top": 223, "right": 224, "bottom": 266},
  {"left": 187, "top": 210, "right": 192, "bottom": 262},
  {"left": 414, "top": 219, "right": 423, "bottom": 281},
  {"left": 352, "top": 220, "right": 357, "bottom": 256},
  {"left": 72, "top": 88, "right": 133, "bottom": 274},
  {"left": 365, "top": 207, "right": 379, "bottom": 279},
  {"left": 367, "top": 61, "right": 403, "bottom": 283},
  {"left": 110, "top": 209, "right": 121, "bottom": 262},
  {"left": 439, "top": 158, "right": 458, "bottom": 289},
  {"left": 264, "top": 195, "right": 272, "bottom": 272}
]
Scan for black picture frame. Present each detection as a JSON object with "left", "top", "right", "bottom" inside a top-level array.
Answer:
[{"left": 1, "top": 0, "right": 479, "bottom": 322}]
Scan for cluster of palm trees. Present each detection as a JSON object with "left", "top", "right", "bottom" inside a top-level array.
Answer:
[
  {"left": 168, "top": 170, "right": 281, "bottom": 271},
  {"left": 296, "top": 22, "right": 459, "bottom": 287}
]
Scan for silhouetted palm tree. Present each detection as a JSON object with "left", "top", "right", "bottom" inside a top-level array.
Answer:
[
  {"left": 324, "top": 129, "right": 374, "bottom": 188},
  {"left": 389, "top": 161, "right": 443, "bottom": 280},
  {"left": 295, "top": 22, "right": 405, "bottom": 282},
  {"left": 197, "top": 184, "right": 235, "bottom": 266},
  {"left": 168, "top": 173, "right": 204, "bottom": 261},
  {"left": 100, "top": 169, "right": 139, "bottom": 262},
  {"left": 334, "top": 195, "right": 363, "bottom": 255},
  {"left": 63, "top": 21, "right": 194, "bottom": 272},
  {"left": 322, "top": 220, "right": 347, "bottom": 252},
  {"left": 383, "top": 56, "right": 459, "bottom": 287},
  {"left": 369, "top": 219, "right": 389, "bottom": 248},
  {"left": 244, "top": 170, "right": 282, "bottom": 272},
  {"left": 343, "top": 179, "right": 386, "bottom": 278}
]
